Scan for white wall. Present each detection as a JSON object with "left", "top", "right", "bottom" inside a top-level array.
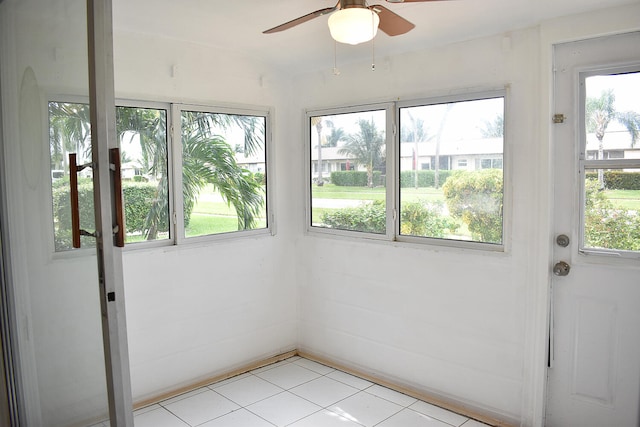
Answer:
[
  {"left": 292, "top": 28, "right": 541, "bottom": 425},
  {"left": 291, "top": 5, "right": 640, "bottom": 426},
  {"left": 0, "top": 1, "right": 298, "bottom": 424},
  {"left": 113, "top": 30, "right": 299, "bottom": 402}
]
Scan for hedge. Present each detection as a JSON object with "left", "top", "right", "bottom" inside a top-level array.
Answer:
[
  {"left": 330, "top": 171, "right": 384, "bottom": 187},
  {"left": 52, "top": 178, "right": 169, "bottom": 250},
  {"left": 399, "top": 170, "right": 454, "bottom": 188},
  {"left": 585, "top": 171, "right": 640, "bottom": 190}
]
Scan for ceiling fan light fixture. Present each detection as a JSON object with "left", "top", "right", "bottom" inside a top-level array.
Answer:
[{"left": 328, "top": 8, "right": 380, "bottom": 45}]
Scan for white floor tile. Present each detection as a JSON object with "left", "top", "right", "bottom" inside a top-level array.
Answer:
[
  {"left": 255, "top": 362, "right": 321, "bottom": 389},
  {"left": 328, "top": 391, "right": 403, "bottom": 427},
  {"left": 326, "top": 370, "right": 374, "bottom": 390},
  {"left": 198, "top": 408, "right": 276, "bottom": 427},
  {"left": 365, "top": 384, "right": 418, "bottom": 407},
  {"left": 290, "top": 376, "right": 359, "bottom": 407},
  {"left": 214, "top": 374, "right": 284, "bottom": 406},
  {"left": 288, "top": 409, "right": 364, "bottom": 427},
  {"left": 375, "top": 408, "right": 453, "bottom": 427},
  {"left": 410, "top": 400, "right": 469, "bottom": 426},
  {"left": 162, "top": 389, "right": 239, "bottom": 426},
  {"left": 134, "top": 406, "right": 189, "bottom": 427},
  {"left": 134, "top": 404, "right": 162, "bottom": 417},
  {"left": 292, "top": 358, "right": 336, "bottom": 375},
  {"left": 246, "top": 391, "right": 321, "bottom": 426}
]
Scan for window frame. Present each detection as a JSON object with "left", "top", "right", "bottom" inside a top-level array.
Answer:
[
  {"left": 47, "top": 96, "right": 274, "bottom": 254},
  {"left": 305, "top": 103, "right": 395, "bottom": 241},
  {"left": 172, "top": 103, "right": 274, "bottom": 246},
  {"left": 305, "top": 90, "right": 509, "bottom": 252},
  {"left": 578, "top": 66, "right": 640, "bottom": 259}
]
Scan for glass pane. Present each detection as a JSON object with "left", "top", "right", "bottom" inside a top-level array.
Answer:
[
  {"left": 399, "top": 97, "right": 504, "bottom": 244},
  {"left": 583, "top": 168, "right": 640, "bottom": 252},
  {"left": 2, "top": 0, "right": 115, "bottom": 425},
  {"left": 116, "top": 106, "right": 170, "bottom": 243},
  {"left": 50, "top": 104, "right": 170, "bottom": 249},
  {"left": 49, "top": 102, "right": 96, "bottom": 251},
  {"left": 309, "top": 110, "right": 387, "bottom": 234},
  {"left": 583, "top": 71, "right": 640, "bottom": 253},
  {"left": 181, "top": 110, "right": 267, "bottom": 238}
]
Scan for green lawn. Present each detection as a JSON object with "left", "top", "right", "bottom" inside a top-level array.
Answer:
[
  {"left": 126, "top": 185, "right": 640, "bottom": 240},
  {"left": 605, "top": 189, "right": 640, "bottom": 210}
]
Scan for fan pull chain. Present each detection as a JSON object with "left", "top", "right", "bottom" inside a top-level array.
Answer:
[
  {"left": 371, "top": 10, "right": 376, "bottom": 71},
  {"left": 333, "top": 40, "right": 340, "bottom": 75}
]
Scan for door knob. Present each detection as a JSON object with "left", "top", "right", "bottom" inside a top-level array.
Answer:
[{"left": 553, "top": 261, "right": 571, "bottom": 276}]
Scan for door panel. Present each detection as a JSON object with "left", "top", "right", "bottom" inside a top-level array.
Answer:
[
  {"left": 547, "top": 32, "right": 640, "bottom": 427},
  {"left": 0, "top": 0, "right": 132, "bottom": 425}
]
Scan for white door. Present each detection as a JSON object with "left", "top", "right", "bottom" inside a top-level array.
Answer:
[{"left": 546, "top": 32, "right": 640, "bottom": 427}]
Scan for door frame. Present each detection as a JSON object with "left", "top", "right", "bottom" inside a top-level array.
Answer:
[
  {"left": 0, "top": 54, "right": 21, "bottom": 427},
  {"left": 86, "top": 0, "right": 134, "bottom": 425}
]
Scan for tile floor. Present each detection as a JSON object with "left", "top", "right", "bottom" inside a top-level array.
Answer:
[{"left": 95, "top": 356, "right": 492, "bottom": 427}]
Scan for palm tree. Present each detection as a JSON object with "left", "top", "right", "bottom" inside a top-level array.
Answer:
[
  {"left": 311, "top": 116, "right": 324, "bottom": 186},
  {"left": 401, "top": 111, "right": 432, "bottom": 189},
  {"left": 50, "top": 103, "right": 265, "bottom": 242},
  {"left": 324, "top": 119, "right": 346, "bottom": 147},
  {"left": 400, "top": 112, "right": 430, "bottom": 143},
  {"left": 480, "top": 114, "right": 504, "bottom": 138},
  {"left": 49, "top": 102, "right": 92, "bottom": 171},
  {"left": 586, "top": 89, "right": 640, "bottom": 188},
  {"left": 433, "top": 104, "right": 453, "bottom": 189},
  {"left": 180, "top": 111, "right": 264, "bottom": 231},
  {"left": 338, "top": 118, "right": 385, "bottom": 188},
  {"left": 116, "top": 107, "right": 169, "bottom": 239}
]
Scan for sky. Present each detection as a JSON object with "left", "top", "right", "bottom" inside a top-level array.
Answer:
[{"left": 585, "top": 72, "right": 640, "bottom": 133}]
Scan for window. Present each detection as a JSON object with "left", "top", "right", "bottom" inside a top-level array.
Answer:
[
  {"left": 581, "top": 70, "right": 640, "bottom": 254},
  {"left": 399, "top": 95, "right": 505, "bottom": 245},
  {"left": 49, "top": 100, "right": 270, "bottom": 251},
  {"left": 179, "top": 108, "right": 268, "bottom": 240},
  {"left": 307, "top": 93, "right": 506, "bottom": 249},
  {"left": 308, "top": 107, "right": 389, "bottom": 235}
]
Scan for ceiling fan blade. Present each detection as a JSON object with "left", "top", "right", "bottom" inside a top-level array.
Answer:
[
  {"left": 384, "top": 0, "right": 448, "bottom": 3},
  {"left": 263, "top": 7, "right": 337, "bottom": 34},
  {"left": 370, "top": 4, "right": 415, "bottom": 36}
]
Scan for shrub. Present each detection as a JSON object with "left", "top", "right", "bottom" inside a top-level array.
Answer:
[
  {"left": 320, "top": 199, "right": 457, "bottom": 237},
  {"left": 400, "top": 201, "right": 459, "bottom": 238},
  {"left": 584, "top": 180, "right": 640, "bottom": 251},
  {"left": 321, "top": 200, "right": 386, "bottom": 233},
  {"left": 442, "top": 169, "right": 503, "bottom": 243}
]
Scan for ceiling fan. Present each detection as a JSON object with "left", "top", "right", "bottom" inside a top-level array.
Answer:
[{"left": 263, "top": 0, "right": 447, "bottom": 45}]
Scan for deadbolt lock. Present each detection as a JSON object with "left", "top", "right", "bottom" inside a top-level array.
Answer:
[{"left": 556, "top": 234, "right": 570, "bottom": 247}]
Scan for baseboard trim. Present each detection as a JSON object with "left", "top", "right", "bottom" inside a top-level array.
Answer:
[{"left": 133, "top": 349, "right": 514, "bottom": 427}]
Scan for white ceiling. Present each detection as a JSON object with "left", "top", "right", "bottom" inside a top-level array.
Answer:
[{"left": 113, "top": 0, "right": 637, "bottom": 76}]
